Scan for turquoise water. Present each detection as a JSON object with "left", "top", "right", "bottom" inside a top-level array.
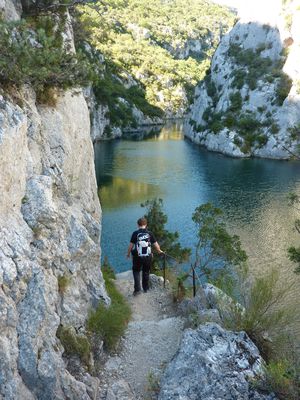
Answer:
[{"left": 95, "top": 122, "right": 300, "bottom": 325}]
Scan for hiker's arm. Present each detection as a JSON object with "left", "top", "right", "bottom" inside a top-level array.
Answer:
[
  {"left": 127, "top": 242, "right": 134, "bottom": 258},
  {"left": 153, "top": 242, "right": 164, "bottom": 254}
]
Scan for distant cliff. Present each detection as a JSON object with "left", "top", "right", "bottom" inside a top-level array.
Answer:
[
  {"left": 77, "top": 0, "right": 235, "bottom": 137},
  {"left": 185, "top": 1, "right": 300, "bottom": 159}
]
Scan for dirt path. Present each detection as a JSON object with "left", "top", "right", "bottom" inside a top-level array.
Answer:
[{"left": 97, "top": 271, "right": 185, "bottom": 400}]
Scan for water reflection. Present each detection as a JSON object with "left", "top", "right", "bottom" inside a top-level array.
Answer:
[{"left": 99, "top": 176, "right": 161, "bottom": 209}]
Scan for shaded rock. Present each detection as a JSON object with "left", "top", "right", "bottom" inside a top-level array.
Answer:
[
  {"left": 106, "top": 379, "right": 134, "bottom": 400},
  {"left": 203, "top": 283, "right": 244, "bottom": 322},
  {"left": 178, "top": 289, "right": 207, "bottom": 316},
  {"left": 149, "top": 274, "right": 165, "bottom": 288},
  {"left": 159, "top": 323, "right": 277, "bottom": 400}
]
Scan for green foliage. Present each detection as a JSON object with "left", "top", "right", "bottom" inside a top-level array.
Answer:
[
  {"left": 256, "top": 134, "right": 268, "bottom": 147},
  {"left": 226, "top": 270, "right": 292, "bottom": 349},
  {"left": 147, "top": 370, "right": 161, "bottom": 396},
  {"left": 276, "top": 72, "right": 293, "bottom": 105},
  {"left": 262, "top": 359, "right": 300, "bottom": 399},
  {"left": 231, "top": 68, "right": 245, "bottom": 89},
  {"left": 287, "top": 246, "right": 300, "bottom": 274},
  {"left": 87, "top": 260, "right": 131, "bottom": 350},
  {"left": 78, "top": 0, "right": 235, "bottom": 113},
  {"left": 92, "top": 69, "right": 163, "bottom": 128},
  {"left": 102, "top": 256, "right": 116, "bottom": 280},
  {"left": 227, "top": 42, "right": 291, "bottom": 105},
  {"left": 56, "top": 326, "right": 91, "bottom": 366},
  {"left": 141, "top": 198, "right": 191, "bottom": 271},
  {"left": 219, "top": 266, "right": 300, "bottom": 400},
  {"left": 192, "top": 203, "right": 247, "bottom": 281},
  {"left": 229, "top": 92, "right": 242, "bottom": 112},
  {"left": 288, "top": 123, "right": 300, "bottom": 141},
  {"left": 270, "top": 123, "right": 280, "bottom": 134},
  {"left": 57, "top": 275, "right": 70, "bottom": 294},
  {"left": 0, "top": 17, "right": 94, "bottom": 102}
]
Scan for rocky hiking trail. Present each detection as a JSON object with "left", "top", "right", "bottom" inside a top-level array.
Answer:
[{"left": 97, "top": 271, "right": 184, "bottom": 400}]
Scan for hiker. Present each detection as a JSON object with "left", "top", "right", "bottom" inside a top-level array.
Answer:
[{"left": 127, "top": 217, "right": 163, "bottom": 295}]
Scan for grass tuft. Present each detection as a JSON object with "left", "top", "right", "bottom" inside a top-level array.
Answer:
[{"left": 87, "top": 260, "right": 131, "bottom": 350}]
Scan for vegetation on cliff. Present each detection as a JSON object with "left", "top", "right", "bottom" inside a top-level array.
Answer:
[
  {"left": 77, "top": 0, "right": 235, "bottom": 115},
  {"left": 0, "top": 15, "right": 94, "bottom": 104}
]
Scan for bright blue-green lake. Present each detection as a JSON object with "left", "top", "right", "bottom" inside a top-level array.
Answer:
[{"left": 94, "top": 122, "right": 300, "bottom": 329}]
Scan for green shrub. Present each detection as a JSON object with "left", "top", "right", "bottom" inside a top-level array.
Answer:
[
  {"left": 202, "top": 106, "right": 211, "bottom": 122},
  {"left": 206, "top": 80, "right": 217, "bottom": 99},
  {"left": 238, "top": 114, "right": 261, "bottom": 133},
  {"left": 275, "top": 72, "right": 293, "bottom": 105},
  {"left": 287, "top": 123, "right": 300, "bottom": 141},
  {"left": 233, "top": 136, "right": 242, "bottom": 147},
  {"left": 0, "top": 17, "right": 94, "bottom": 102},
  {"left": 195, "top": 124, "right": 206, "bottom": 133},
  {"left": 270, "top": 123, "right": 280, "bottom": 134},
  {"left": 87, "top": 263, "right": 131, "bottom": 350},
  {"left": 210, "top": 119, "right": 223, "bottom": 134},
  {"left": 229, "top": 92, "right": 242, "bottom": 112},
  {"left": 257, "top": 106, "right": 267, "bottom": 113},
  {"left": 261, "top": 360, "right": 300, "bottom": 399},
  {"left": 224, "top": 112, "right": 236, "bottom": 128},
  {"left": 102, "top": 256, "right": 116, "bottom": 280},
  {"left": 57, "top": 275, "right": 70, "bottom": 294},
  {"left": 56, "top": 326, "right": 91, "bottom": 366},
  {"left": 231, "top": 69, "right": 245, "bottom": 89},
  {"left": 256, "top": 134, "right": 268, "bottom": 147},
  {"left": 224, "top": 269, "right": 295, "bottom": 361}
]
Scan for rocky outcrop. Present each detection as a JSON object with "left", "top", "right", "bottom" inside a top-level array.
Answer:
[
  {"left": 0, "top": 8, "right": 109, "bottom": 400},
  {"left": 0, "top": 86, "right": 109, "bottom": 400},
  {"left": 84, "top": 85, "right": 163, "bottom": 142},
  {"left": 185, "top": 1, "right": 300, "bottom": 159},
  {"left": 0, "top": 0, "right": 21, "bottom": 21},
  {"left": 159, "top": 323, "right": 276, "bottom": 400}
]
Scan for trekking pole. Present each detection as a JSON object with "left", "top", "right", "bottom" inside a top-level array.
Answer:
[
  {"left": 192, "top": 263, "right": 196, "bottom": 297},
  {"left": 163, "top": 253, "right": 166, "bottom": 288}
]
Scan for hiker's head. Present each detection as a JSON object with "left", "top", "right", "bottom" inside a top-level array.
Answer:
[{"left": 137, "top": 217, "right": 147, "bottom": 228}]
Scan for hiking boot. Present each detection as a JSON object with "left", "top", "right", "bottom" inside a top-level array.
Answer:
[
  {"left": 133, "top": 290, "right": 142, "bottom": 296},
  {"left": 143, "top": 289, "right": 148, "bottom": 293}
]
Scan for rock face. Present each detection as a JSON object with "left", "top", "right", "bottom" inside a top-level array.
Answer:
[
  {"left": 0, "top": 0, "right": 21, "bottom": 21},
  {"left": 185, "top": 1, "right": 300, "bottom": 159},
  {"left": 84, "top": 85, "right": 163, "bottom": 142},
  {"left": 0, "top": 9, "right": 109, "bottom": 400},
  {"left": 159, "top": 323, "right": 276, "bottom": 400}
]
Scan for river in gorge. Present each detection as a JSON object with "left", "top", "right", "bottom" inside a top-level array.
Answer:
[{"left": 94, "top": 121, "right": 300, "bottom": 333}]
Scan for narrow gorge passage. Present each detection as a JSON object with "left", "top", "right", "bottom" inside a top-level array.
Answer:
[{"left": 98, "top": 272, "right": 185, "bottom": 400}]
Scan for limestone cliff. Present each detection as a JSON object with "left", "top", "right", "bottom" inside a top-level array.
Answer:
[
  {"left": 185, "top": 1, "right": 300, "bottom": 159},
  {"left": 0, "top": 2, "right": 108, "bottom": 399}
]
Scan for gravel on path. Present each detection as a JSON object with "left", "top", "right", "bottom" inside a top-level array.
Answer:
[{"left": 97, "top": 271, "right": 185, "bottom": 400}]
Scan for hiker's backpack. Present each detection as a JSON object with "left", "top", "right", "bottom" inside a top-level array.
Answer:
[{"left": 136, "top": 232, "right": 152, "bottom": 257}]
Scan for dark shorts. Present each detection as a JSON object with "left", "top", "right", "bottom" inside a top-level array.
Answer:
[{"left": 132, "top": 255, "right": 152, "bottom": 272}]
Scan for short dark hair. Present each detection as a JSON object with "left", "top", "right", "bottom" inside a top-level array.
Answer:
[{"left": 137, "top": 217, "right": 147, "bottom": 226}]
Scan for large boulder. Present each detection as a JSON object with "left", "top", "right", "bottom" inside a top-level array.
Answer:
[{"left": 159, "top": 323, "right": 277, "bottom": 400}]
